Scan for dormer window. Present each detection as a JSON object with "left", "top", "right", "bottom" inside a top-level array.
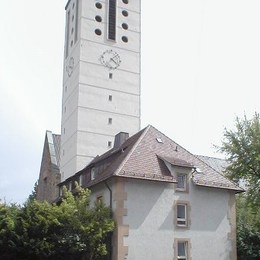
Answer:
[{"left": 176, "top": 173, "right": 187, "bottom": 191}]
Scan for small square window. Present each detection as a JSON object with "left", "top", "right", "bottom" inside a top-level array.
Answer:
[
  {"left": 177, "top": 204, "right": 187, "bottom": 227},
  {"left": 177, "top": 241, "right": 188, "bottom": 260},
  {"left": 177, "top": 174, "right": 187, "bottom": 191},
  {"left": 97, "top": 195, "right": 103, "bottom": 203},
  {"left": 108, "top": 118, "right": 112, "bottom": 124}
]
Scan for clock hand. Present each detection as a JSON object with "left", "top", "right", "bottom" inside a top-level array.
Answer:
[{"left": 110, "top": 57, "right": 117, "bottom": 64}]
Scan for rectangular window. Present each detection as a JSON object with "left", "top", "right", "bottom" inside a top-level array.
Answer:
[
  {"left": 177, "top": 204, "right": 187, "bottom": 227},
  {"left": 68, "top": 181, "right": 72, "bottom": 191},
  {"left": 74, "top": 0, "right": 79, "bottom": 43},
  {"left": 108, "top": 118, "right": 112, "bottom": 124},
  {"left": 108, "top": 0, "right": 116, "bottom": 40},
  {"left": 177, "top": 241, "right": 188, "bottom": 260},
  {"left": 79, "top": 174, "right": 83, "bottom": 186},
  {"left": 108, "top": 141, "right": 112, "bottom": 147},
  {"left": 65, "top": 10, "right": 71, "bottom": 58},
  {"left": 177, "top": 174, "right": 187, "bottom": 191},
  {"left": 97, "top": 195, "right": 103, "bottom": 203},
  {"left": 109, "top": 72, "right": 113, "bottom": 79},
  {"left": 109, "top": 95, "right": 113, "bottom": 101},
  {"left": 91, "top": 167, "right": 96, "bottom": 180}
]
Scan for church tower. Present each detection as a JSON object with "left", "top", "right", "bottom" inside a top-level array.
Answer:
[{"left": 60, "top": 0, "right": 141, "bottom": 181}]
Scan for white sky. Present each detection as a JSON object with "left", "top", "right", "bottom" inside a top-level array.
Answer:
[{"left": 0, "top": 0, "right": 259, "bottom": 204}]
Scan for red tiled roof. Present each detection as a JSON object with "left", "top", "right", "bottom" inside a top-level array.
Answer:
[{"left": 60, "top": 125, "right": 243, "bottom": 192}]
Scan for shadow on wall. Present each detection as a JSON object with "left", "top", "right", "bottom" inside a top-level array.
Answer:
[{"left": 124, "top": 180, "right": 175, "bottom": 230}]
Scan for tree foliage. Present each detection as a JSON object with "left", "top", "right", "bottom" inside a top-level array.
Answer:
[
  {"left": 219, "top": 113, "right": 260, "bottom": 259},
  {"left": 236, "top": 195, "right": 260, "bottom": 260},
  {"left": 219, "top": 113, "right": 260, "bottom": 207},
  {"left": 0, "top": 184, "right": 114, "bottom": 260}
]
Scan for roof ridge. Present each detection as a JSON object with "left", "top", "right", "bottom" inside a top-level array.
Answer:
[{"left": 114, "top": 125, "right": 151, "bottom": 176}]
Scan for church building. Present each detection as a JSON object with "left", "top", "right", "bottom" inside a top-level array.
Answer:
[{"left": 37, "top": 0, "right": 243, "bottom": 259}]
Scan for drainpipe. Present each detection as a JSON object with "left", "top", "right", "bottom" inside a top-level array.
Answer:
[
  {"left": 104, "top": 180, "right": 112, "bottom": 212},
  {"left": 104, "top": 180, "right": 113, "bottom": 260}
]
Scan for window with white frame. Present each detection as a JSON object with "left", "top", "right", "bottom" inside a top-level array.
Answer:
[
  {"left": 176, "top": 173, "right": 187, "bottom": 191},
  {"left": 177, "top": 204, "right": 187, "bottom": 227},
  {"left": 177, "top": 241, "right": 188, "bottom": 260}
]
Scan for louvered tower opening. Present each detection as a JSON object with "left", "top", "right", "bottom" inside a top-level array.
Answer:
[{"left": 108, "top": 0, "right": 116, "bottom": 40}]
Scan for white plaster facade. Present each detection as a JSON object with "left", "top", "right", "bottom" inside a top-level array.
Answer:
[
  {"left": 60, "top": 0, "right": 141, "bottom": 181},
  {"left": 124, "top": 179, "right": 234, "bottom": 260}
]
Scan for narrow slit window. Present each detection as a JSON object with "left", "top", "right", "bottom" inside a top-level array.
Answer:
[
  {"left": 65, "top": 10, "right": 71, "bottom": 58},
  {"left": 74, "top": 0, "right": 79, "bottom": 43},
  {"left": 108, "top": 0, "right": 117, "bottom": 40}
]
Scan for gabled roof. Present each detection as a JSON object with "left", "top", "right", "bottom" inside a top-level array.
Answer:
[{"left": 60, "top": 125, "right": 243, "bottom": 192}]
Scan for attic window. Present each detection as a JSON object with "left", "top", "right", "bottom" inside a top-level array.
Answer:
[
  {"left": 156, "top": 137, "right": 163, "bottom": 143},
  {"left": 91, "top": 167, "right": 96, "bottom": 180},
  {"left": 79, "top": 175, "right": 83, "bottom": 186},
  {"left": 68, "top": 181, "right": 72, "bottom": 191}
]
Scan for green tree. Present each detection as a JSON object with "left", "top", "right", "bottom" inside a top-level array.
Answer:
[
  {"left": 236, "top": 195, "right": 260, "bottom": 260},
  {"left": 0, "top": 184, "right": 114, "bottom": 260},
  {"left": 219, "top": 113, "right": 260, "bottom": 259},
  {"left": 219, "top": 113, "right": 260, "bottom": 208}
]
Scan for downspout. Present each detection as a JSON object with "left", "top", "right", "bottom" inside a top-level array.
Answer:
[
  {"left": 104, "top": 180, "right": 113, "bottom": 260},
  {"left": 104, "top": 180, "right": 112, "bottom": 211}
]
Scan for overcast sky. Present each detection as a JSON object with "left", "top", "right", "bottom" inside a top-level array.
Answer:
[{"left": 1, "top": 0, "right": 260, "bottom": 204}]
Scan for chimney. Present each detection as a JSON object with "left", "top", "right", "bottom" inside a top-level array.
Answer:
[{"left": 114, "top": 132, "right": 129, "bottom": 148}]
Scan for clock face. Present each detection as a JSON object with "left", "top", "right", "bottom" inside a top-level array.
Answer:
[
  {"left": 66, "top": 57, "right": 74, "bottom": 77},
  {"left": 100, "top": 50, "right": 121, "bottom": 70}
]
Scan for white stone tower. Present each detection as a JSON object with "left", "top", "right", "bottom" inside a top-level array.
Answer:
[{"left": 60, "top": 0, "right": 141, "bottom": 181}]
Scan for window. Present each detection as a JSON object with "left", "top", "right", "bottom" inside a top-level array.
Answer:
[
  {"left": 108, "top": 0, "right": 117, "bottom": 40},
  {"left": 108, "top": 118, "right": 112, "bottom": 124},
  {"left": 65, "top": 10, "right": 70, "bottom": 58},
  {"left": 177, "top": 241, "right": 188, "bottom": 260},
  {"left": 177, "top": 173, "right": 187, "bottom": 191},
  {"left": 74, "top": 0, "right": 79, "bottom": 42},
  {"left": 95, "top": 2, "right": 102, "bottom": 9},
  {"left": 79, "top": 174, "right": 83, "bottom": 186},
  {"left": 59, "top": 186, "right": 63, "bottom": 197},
  {"left": 95, "top": 29, "right": 102, "bottom": 36},
  {"left": 91, "top": 167, "right": 96, "bottom": 180},
  {"left": 122, "top": 0, "right": 129, "bottom": 4},
  {"left": 95, "top": 15, "right": 102, "bottom": 22},
  {"left": 108, "top": 95, "right": 112, "bottom": 101},
  {"left": 108, "top": 141, "right": 112, "bottom": 148},
  {"left": 177, "top": 204, "right": 187, "bottom": 227},
  {"left": 122, "top": 23, "right": 128, "bottom": 30},
  {"left": 68, "top": 181, "right": 72, "bottom": 191},
  {"left": 122, "top": 36, "right": 128, "bottom": 43},
  {"left": 122, "top": 10, "right": 128, "bottom": 17},
  {"left": 109, "top": 72, "right": 113, "bottom": 79},
  {"left": 97, "top": 195, "right": 103, "bottom": 203}
]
